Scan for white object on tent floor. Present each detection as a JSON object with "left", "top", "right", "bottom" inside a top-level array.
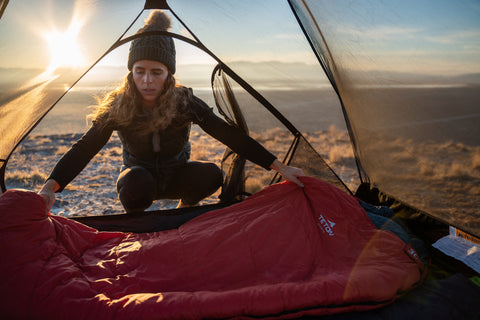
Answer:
[{"left": 433, "top": 227, "right": 480, "bottom": 274}]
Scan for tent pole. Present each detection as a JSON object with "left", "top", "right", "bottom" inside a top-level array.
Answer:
[
  {"left": 288, "top": 0, "right": 367, "bottom": 184},
  {"left": 0, "top": 162, "right": 6, "bottom": 193}
]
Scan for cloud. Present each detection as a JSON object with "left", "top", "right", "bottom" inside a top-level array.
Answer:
[
  {"left": 327, "top": 22, "right": 480, "bottom": 75},
  {"left": 337, "top": 25, "right": 421, "bottom": 41},
  {"left": 426, "top": 29, "right": 480, "bottom": 45}
]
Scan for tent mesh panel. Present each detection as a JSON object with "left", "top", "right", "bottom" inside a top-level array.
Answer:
[
  {"left": 274, "top": 135, "right": 351, "bottom": 194},
  {"left": 212, "top": 66, "right": 351, "bottom": 200},
  {"left": 290, "top": 0, "right": 480, "bottom": 236}
]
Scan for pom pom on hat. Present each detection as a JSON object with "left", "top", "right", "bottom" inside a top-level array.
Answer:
[
  {"left": 142, "top": 9, "right": 171, "bottom": 31},
  {"left": 127, "top": 10, "right": 176, "bottom": 74}
]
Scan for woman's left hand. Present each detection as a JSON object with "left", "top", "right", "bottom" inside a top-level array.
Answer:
[{"left": 270, "top": 159, "right": 306, "bottom": 188}]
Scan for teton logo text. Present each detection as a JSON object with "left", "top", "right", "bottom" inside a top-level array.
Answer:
[{"left": 317, "top": 214, "right": 335, "bottom": 236}]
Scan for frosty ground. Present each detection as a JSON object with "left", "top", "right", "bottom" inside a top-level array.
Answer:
[{"left": 6, "top": 126, "right": 358, "bottom": 217}]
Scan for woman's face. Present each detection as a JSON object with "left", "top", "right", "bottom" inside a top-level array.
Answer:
[{"left": 132, "top": 60, "right": 169, "bottom": 107}]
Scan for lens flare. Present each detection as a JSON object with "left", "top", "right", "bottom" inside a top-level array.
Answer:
[{"left": 44, "top": 16, "right": 86, "bottom": 73}]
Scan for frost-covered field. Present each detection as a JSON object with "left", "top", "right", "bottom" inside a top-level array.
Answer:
[{"left": 6, "top": 126, "right": 357, "bottom": 217}]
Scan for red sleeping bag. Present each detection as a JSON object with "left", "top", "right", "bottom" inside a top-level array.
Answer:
[{"left": 0, "top": 177, "right": 425, "bottom": 319}]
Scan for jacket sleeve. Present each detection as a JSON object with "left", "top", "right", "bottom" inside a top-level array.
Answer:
[
  {"left": 47, "top": 121, "right": 114, "bottom": 192},
  {"left": 190, "top": 95, "right": 277, "bottom": 170}
]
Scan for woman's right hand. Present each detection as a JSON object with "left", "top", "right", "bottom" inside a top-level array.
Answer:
[
  {"left": 38, "top": 179, "right": 60, "bottom": 214},
  {"left": 269, "top": 159, "right": 305, "bottom": 188}
]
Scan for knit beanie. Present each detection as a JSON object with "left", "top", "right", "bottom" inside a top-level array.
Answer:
[{"left": 127, "top": 10, "right": 176, "bottom": 74}]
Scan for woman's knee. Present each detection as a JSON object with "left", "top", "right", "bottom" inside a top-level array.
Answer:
[
  {"left": 116, "top": 166, "right": 155, "bottom": 212},
  {"left": 203, "top": 162, "right": 223, "bottom": 187},
  {"left": 180, "top": 162, "right": 223, "bottom": 205},
  {"left": 188, "top": 162, "right": 223, "bottom": 192}
]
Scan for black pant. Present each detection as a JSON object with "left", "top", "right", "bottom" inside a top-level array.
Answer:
[{"left": 116, "top": 162, "right": 223, "bottom": 212}]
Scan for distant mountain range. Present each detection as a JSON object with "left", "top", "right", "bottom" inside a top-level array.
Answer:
[{"left": 2, "top": 61, "right": 480, "bottom": 91}]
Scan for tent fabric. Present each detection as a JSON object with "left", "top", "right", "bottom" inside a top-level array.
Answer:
[
  {"left": 289, "top": 0, "right": 480, "bottom": 236},
  {"left": 2, "top": 0, "right": 479, "bottom": 238},
  {"left": 0, "top": 177, "right": 425, "bottom": 319},
  {"left": 0, "top": 1, "right": 145, "bottom": 180}
]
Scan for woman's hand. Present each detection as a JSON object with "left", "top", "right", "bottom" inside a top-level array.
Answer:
[
  {"left": 38, "top": 179, "right": 60, "bottom": 214},
  {"left": 270, "top": 159, "right": 306, "bottom": 188}
]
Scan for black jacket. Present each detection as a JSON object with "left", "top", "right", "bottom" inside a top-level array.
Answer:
[{"left": 49, "top": 93, "right": 276, "bottom": 192}]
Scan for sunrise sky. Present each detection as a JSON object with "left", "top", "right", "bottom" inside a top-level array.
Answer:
[{"left": 0, "top": 0, "right": 479, "bottom": 76}]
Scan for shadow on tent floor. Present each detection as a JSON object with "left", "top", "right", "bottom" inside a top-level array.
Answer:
[
  {"left": 71, "top": 202, "right": 231, "bottom": 233},
  {"left": 301, "top": 273, "right": 480, "bottom": 320}
]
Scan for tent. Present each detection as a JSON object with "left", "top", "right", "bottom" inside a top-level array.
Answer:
[{"left": 1, "top": 0, "right": 479, "bottom": 318}]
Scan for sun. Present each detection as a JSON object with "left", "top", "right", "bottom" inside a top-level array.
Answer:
[{"left": 44, "top": 17, "right": 86, "bottom": 72}]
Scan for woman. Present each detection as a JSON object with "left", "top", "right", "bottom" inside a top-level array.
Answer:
[{"left": 39, "top": 10, "right": 304, "bottom": 213}]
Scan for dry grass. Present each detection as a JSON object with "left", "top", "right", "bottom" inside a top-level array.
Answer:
[
  {"left": 6, "top": 169, "right": 46, "bottom": 189},
  {"left": 5, "top": 127, "right": 358, "bottom": 215}
]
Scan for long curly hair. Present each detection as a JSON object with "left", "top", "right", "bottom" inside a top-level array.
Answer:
[
  {"left": 90, "top": 10, "right": 192, "bottom": 134},
  {"left": 90, "top": 71, "right": 192, "bottom": 135}
]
